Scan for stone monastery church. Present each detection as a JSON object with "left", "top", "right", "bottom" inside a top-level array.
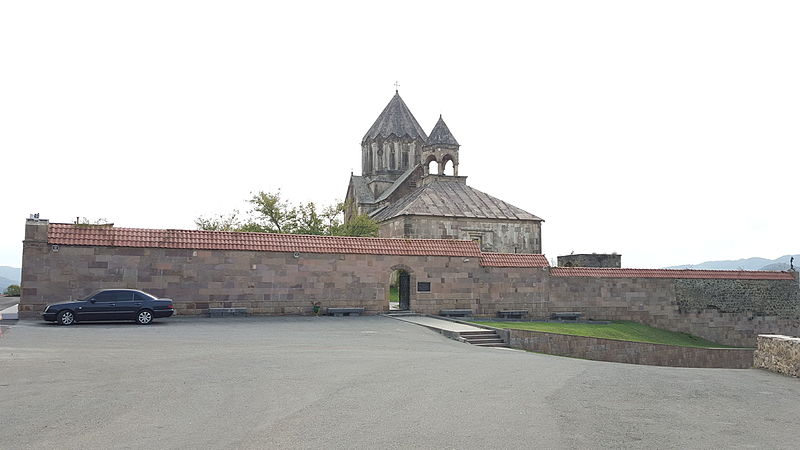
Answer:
[
  {"left": 16, "top": 90, "right": 800, "bottom": 350},
  {"left": 345, "top": 91, "right": 542, "bottom": 254}
]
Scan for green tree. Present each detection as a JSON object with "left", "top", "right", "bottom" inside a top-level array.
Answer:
[
  {"left": 196, "top": 191, "right": 379, "bottom": 237},
  {"left": 194, "top": 211, "right": 245, "bottom": 231},
  {"left": 333, "top": 214, "right": 379, "bottom": 237},
  {"left": 248, "top": 191, "right": 295, "bottom": 233},
  {"left": 4, "top": 284, "right": 20, "bottom": 297}
]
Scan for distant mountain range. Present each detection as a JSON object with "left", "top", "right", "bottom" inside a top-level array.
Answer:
[
  {"left": 0, "top": 266, "right": 21, "bottom": 291},
  {"left": 665, "top": 254, "right": 799, "bottom": 271}
]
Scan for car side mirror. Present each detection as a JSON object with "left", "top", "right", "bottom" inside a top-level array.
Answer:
[{"left": 89, "top": 299, "right": 96, "bottom": 303}]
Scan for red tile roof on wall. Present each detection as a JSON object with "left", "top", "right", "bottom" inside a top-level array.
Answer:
[
  {"left": 551, "top": 267, "right": 795, "bottom": 281},
  {"left": 47, "top": 223, "right": 483, "bottom": 257},
  {"left": 480, "top": 253, "right": 550, "bottom": 268}
]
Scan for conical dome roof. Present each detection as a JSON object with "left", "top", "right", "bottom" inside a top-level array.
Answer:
[
  {"left": 425, "top": 115, "right": 459, "bottom": 147},
  {"left": 362, "top": 92, "right": 428, "bottom": 144}
]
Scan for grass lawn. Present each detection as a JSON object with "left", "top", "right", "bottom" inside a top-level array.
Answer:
[
  {"left": 470, "top": 320, "right": 742, "bottom": 348},
  {"left": 389, "top": 285, "right": 399, "bottom": 302}
]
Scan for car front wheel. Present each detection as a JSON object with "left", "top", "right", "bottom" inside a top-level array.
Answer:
[
  {"left": 136, "top": 310, "right": 153, "bottom": 325},
  {"left": 57, "top": 310, "right": 75, "bottom": 326}
]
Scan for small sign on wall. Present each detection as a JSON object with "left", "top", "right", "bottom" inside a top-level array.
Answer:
[{"left": 417, "top": 282, "right": 431, "bottom": 292}]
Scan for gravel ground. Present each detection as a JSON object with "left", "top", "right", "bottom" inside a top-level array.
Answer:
[{"left": 1, "top": 316, "right": 798, "bottom": 449}]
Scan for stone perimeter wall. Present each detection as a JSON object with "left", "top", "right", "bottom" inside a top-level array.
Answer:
[
  {"left": 509, "top": 329, "right": 755, "bottom": 368},
  {"left": 19, "top": 222, "right": 800, "bottom": 347},
  {"left": 20, "top": 242, "right": 481, "bottom": 318},
  {"left": 754, "top": 334, "right": 800, "bottom": 377}
]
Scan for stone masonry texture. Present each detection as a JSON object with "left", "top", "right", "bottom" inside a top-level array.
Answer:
[
  {"left": 509, "top": 329, "right": 754, "bottom": 368},
  {"left": 19, "top": 221, "right": 800, "bottom": 347},
  {"left": 557, "top": 253, "right": 621, "bottom": 268},
  {"left": 380, "top": 216, "right": 542, "bottom": 254},
  {"left": 754, "top": 334, "right": 800, "bottom": 377}
]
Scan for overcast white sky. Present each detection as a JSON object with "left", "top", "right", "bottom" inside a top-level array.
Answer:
[{"left": 1, "top": 1, "right": 798, "bottom": 269}]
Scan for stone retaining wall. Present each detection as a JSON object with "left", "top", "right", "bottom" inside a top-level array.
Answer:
[
  {"left": 509, "top": 329, "right": 754, "bottom": 368},
  {"left": 754, "top": 334, "right": 800, "bottom": 377},
  {"left": 547, "top": 276, "right": 800, "bottom": 347}
]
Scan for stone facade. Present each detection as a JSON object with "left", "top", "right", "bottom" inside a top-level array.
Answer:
[
  {"left": 754, "top": 334, "right": 800, "bottom": 377},
  {"left": 508, "top": 329, "right": 755, "bottom": 368},
  {"left": 21, "top": 236, "right": 478, "bottom": 318},
  {"left": 19, "top": 220, "right": 800, "bottom": 348},
  {"left": 379, "top": 216, "right": 542, "bottom": 254},
  {"left": 346, "top": 92, "right": 543, "bottom": 254},
  {"left": 557, "top": 253, "right": 621, "bottom": 268}
]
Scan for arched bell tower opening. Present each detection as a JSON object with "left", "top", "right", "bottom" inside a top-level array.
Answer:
[
  {"left": 442, "top": 155, "right": 457, "bottom": 176},
  {"left": 426, "top": 157, "right": 439, "bottom": 176}
]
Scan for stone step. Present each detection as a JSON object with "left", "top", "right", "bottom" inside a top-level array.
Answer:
[
  {"left": 460, "top": 331, "right": 498, "bottom": 336},
  {"left": 461, "top": 335, "right": 501, "bottom": 340},
  {"left": 464, "top": 338, "right": 505, "bottom": 344},
  {"left": 473, "top": 342, "right": 510, "bottom": 348},
  {"left": 459, "top": 329, "right": 507, "bottom": 347}
]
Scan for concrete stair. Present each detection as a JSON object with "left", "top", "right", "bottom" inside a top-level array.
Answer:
[{"left": 459, "top": 330, "right": 508, "bottom": 347}]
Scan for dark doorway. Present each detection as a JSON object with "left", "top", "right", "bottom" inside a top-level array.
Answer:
[
  {"left": 389, "top": 269, "right": 411, "bottom": 311},
  {"left": 398, "top": 271, "right": 410, "bottom": 310}
]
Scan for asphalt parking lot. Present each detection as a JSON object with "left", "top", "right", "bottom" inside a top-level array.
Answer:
[{"left": 1, "top": 316, "right": 798, "bottom": 449}]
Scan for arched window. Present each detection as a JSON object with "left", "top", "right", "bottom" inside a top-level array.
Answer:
[
  {"left": 402, "top": 149, "right": 409, "bottom": 169},
  {"left": 377, "top": 149, "right": 384, "bottom": 170},
  {"left": 389, "top": 148, "right": 396, "bottom": 170},
  {"left": 443, "top": 159, "right": 454, "bottom": 176},
  {"left": 427, "top": 159, "right": 438, "bottom": 175}
]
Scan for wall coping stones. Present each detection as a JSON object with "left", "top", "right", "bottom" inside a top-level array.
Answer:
[{"left": 551, "top": 267, "right": 794, "bottom": 280}]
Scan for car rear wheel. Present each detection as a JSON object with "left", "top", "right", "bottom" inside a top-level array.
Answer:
[
  {"left": 136, "top": 309, "right": 153, "bottom": 325},
  {"left": 57, "top": 310, "right": 75, "bottom": 326}
]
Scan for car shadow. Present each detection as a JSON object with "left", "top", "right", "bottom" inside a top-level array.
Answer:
[{"left": 39, "top": 321, "right": 169, "bottom": 327}]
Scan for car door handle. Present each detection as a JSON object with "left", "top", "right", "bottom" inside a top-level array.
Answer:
[
  {"left": 108, "top": 303, "right": 116, "bottom": 307},
  {"left": 134, "top": 303, "right": 141, "bottom": 306}
]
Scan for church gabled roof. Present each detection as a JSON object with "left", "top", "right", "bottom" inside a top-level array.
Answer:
[
  {"left": 348, "top": 175, "right": 374, "bottom": 204},
  {"left": 362, "top": 92, "right": 428, "bottom": 144},
  {"left": 425, "top": 115, "right": 459, "bottom": 147},
  {"left": 370, "top": 178, "right": 542, "bottom": 222}
]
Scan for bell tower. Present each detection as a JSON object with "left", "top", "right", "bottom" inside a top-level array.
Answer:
[{"left": 421, "top": 115, "right": 460, "bottom": 176}]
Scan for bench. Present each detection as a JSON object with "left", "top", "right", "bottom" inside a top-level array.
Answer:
[
  {"left": 327, "top": 307, "right": 365, "bottom": 317},
  {"left": 550, "top": 312, "right": 582, "bottom": 321},
  {"left": 439, "top": 309, "right": 473, "bottom": 318},
  {"left": 498, "top": 309, "right": 528, "bottom": 319},
  {"left": 209, "top": 307, "right": 249, "bottom": 318}
]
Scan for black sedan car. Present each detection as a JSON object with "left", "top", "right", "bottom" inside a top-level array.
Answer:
[{"left": 42, "top": 289, "right": 174, "bottom": 325}]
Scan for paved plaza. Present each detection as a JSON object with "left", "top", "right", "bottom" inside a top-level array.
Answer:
[{"left": 1, "top": 316, "right": 798, "bottom": 449}]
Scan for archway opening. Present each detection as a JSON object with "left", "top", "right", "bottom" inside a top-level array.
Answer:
[
  {"left": 443, "top": 158, "right": 454, "bottom": 176},
  {"left": 389, "top": 269, "right": 410, "bottom": 311},
  {"left": 427, "top": 160, "right": 439, "bottom": 175}
]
